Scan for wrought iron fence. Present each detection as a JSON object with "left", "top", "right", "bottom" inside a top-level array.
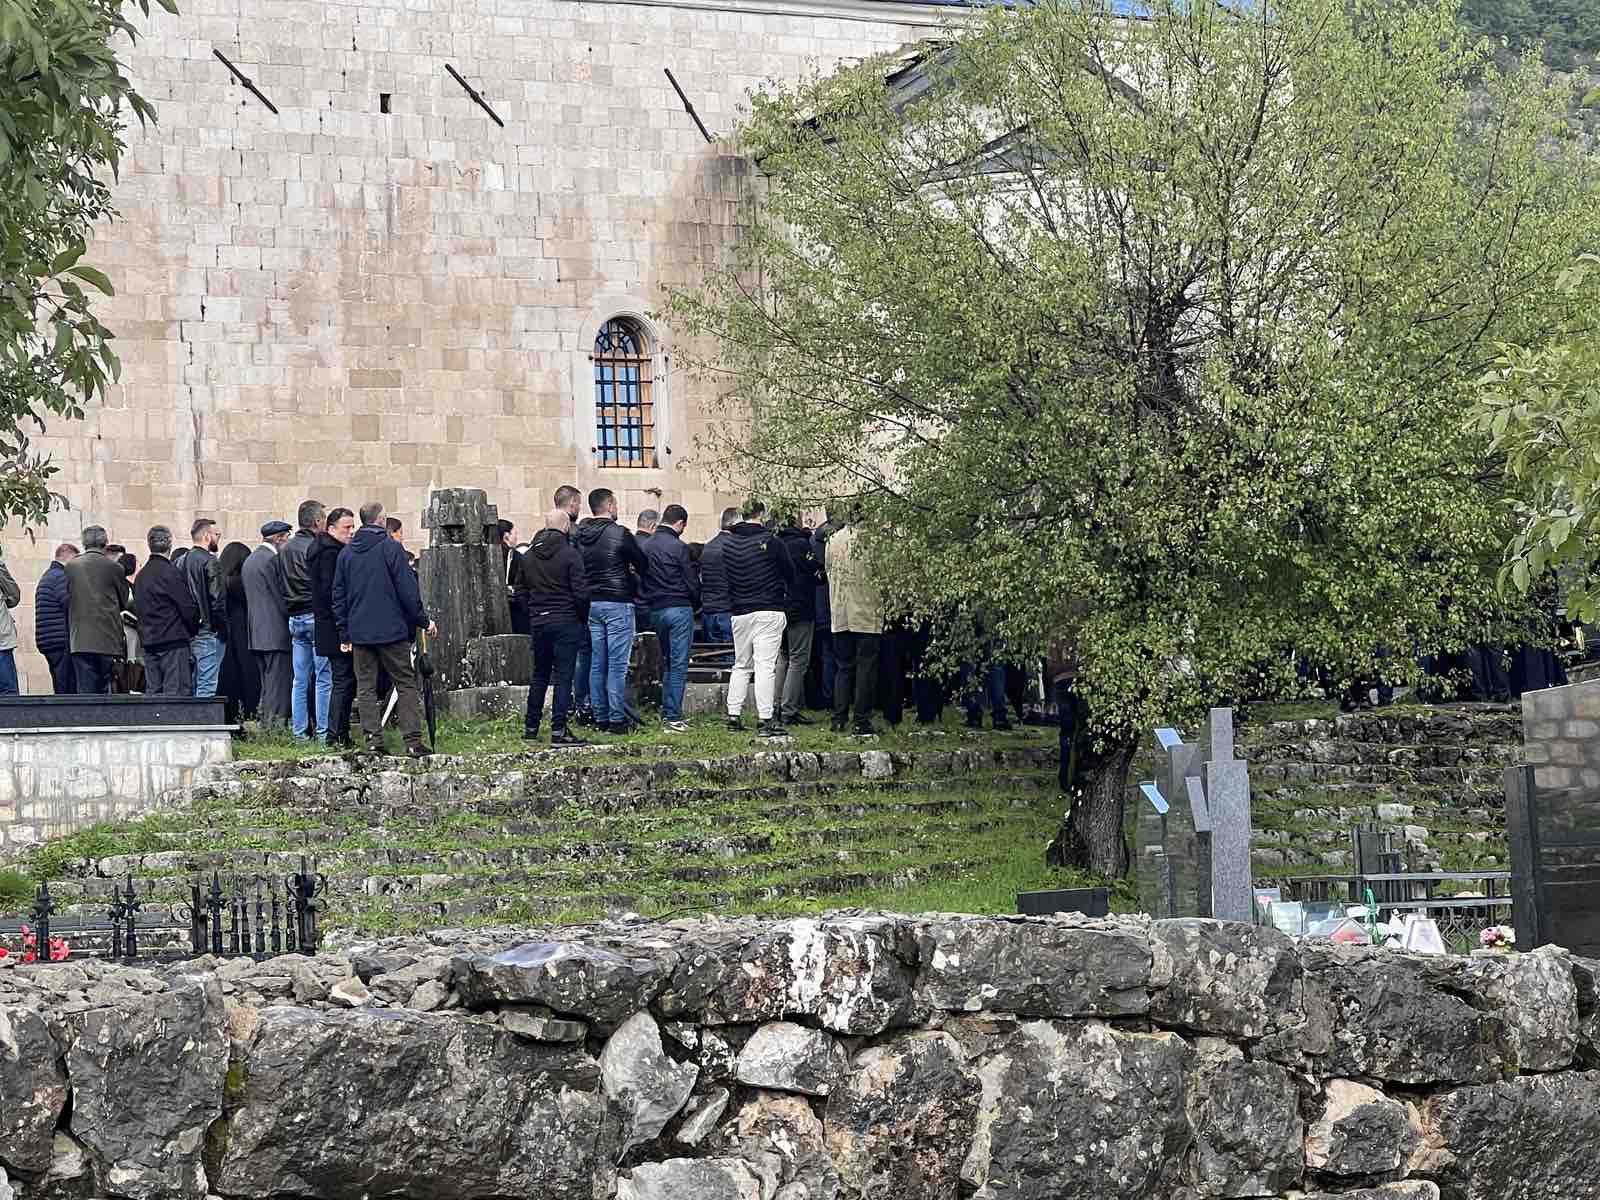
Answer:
[{"left": 3, "top": 857, "right": 327, "bottom": 963}]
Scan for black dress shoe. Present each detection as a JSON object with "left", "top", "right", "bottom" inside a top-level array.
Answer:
[
  {"left": 551, "top": 729, "right": 588, "bottom": 746},
  {"left": 784, "top": 712, "right": 814, "bottom": 726}
]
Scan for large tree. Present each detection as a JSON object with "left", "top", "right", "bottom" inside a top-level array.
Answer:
[
  {"left": 1471, "top": 256, "right": 1600, "bottom": 617},
  {"left": 668, "top": 0, "right": 1593, "bottom": 876},
  {"left": 1, "top": 0, "right": 169, "bottom": 526}
]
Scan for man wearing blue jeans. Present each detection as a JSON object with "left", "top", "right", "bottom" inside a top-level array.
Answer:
[
  {"left": 575, "top": 488, "right": 650, "bottom": 734},
  {"left": 517, "top": 509, "right": 590, "bottom": 745},
  {"left": 962, "top": 659, "right": 1011, "bottom": 730},
  {"left": 281, "top": 500, "right": 331, "bottom": 740},
  {"left": 555, "top": 484, "right": 595, "bottom": 722},
  {"left": 641, "top": 504, "right": 701, "bottom": 732},
  {"left": 183, "top": 519, "right": 227, "bottom": 696}
]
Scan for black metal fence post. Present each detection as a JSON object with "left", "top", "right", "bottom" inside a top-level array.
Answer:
[
  {"left": 208, "top": 872, "right": 224, "bottom": 955},
  {"left": 253, "top": 883, "right": 266, "bottom": 955},
  {"left": 189, "top": 880, "right": 207, "bottom": 954},
  {"left": 108, "top": 887, "right": 126, "bottom": 959},
  {"left": 2, "top": 868, "right": 326, "bottom": 964},
  {"left": 122, "top": 877, "right": 141, "bottom": 960},
  {"left": 30, "top": 881, "right": 52, "bottom": 952},
  {"left": 288, "top": 856, "right": 320, "bottom": 953}
]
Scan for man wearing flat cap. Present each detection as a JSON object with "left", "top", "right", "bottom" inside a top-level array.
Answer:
[{"left": 242, "top": 520, "right": 292, "bottom": 729}]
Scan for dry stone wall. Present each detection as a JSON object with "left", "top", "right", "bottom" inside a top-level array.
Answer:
[{"left": 0, "top": 912, "right": 1597, "bottom": 1199}]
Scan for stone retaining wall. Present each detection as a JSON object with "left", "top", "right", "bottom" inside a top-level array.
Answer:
[
  {"left": 0, "top": 913, "right": 1596, "bottom": 1199},
  {"left": 0, "top": 728, "right": 232, "bottom": 848}
]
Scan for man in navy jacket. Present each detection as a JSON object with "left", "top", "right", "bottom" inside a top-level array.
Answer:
[
  {"left": 640, "top": 504, "right": 702, "bottom": 731},
  {"left": 333, "top": 501, "right": 436, "bottom": 758},
  {"left": 34, "top": 543, "right": 77, "bottom": 694}
]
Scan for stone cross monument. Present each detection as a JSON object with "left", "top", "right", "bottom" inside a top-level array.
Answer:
[
  {"left": 1135, "top": 707, "right": 1254, "bottom": 922},
  {"left": 416, "top": 488, "right": 531, "bottom": 692}
]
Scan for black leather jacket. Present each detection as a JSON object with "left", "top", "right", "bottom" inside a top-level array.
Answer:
[
  {"left": 181, "top": 545, "right": 227, "bottom": 636},
  {"left": 575, "top": 518, "right": 649, "bottom": 604},
  {"left": 281, "top": 529, "right": 316, "bottom": 616}
]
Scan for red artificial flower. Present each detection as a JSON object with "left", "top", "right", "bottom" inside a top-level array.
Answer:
[
  {"left": 22, "top": 952, "right": 35, "bottom": 964},
  {"left": 47, "top": 939, "right": 68, "bottom": 962},
  {"left": 0, "top": 947, "right": 10, "bottom": 959}
]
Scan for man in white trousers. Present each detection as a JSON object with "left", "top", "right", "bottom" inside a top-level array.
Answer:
[{"left": 722, "top": 500, "right": 796, "bottom": 739}]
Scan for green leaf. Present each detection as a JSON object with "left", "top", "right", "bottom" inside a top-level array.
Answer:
[
  {"left": 49, "top": 242, "right": 84, "bottom": 274},
  {"left": 65, "top": 264, "right": 112, "bottom": 296}
]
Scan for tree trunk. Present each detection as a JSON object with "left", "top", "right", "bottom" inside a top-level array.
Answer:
[{"left": 1046, "top": 735, "right": 1138, "bottom": 878}]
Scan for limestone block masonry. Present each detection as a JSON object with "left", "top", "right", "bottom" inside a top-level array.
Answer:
[
  {"left": 12, "top": 0, "right": 945, "bottom": 690},
  {"left": 0, "top": 728, "right": 232, "bottom": 848},
  {"left": 0, "top": 913, "right": 1598, "bottom": 1199}
]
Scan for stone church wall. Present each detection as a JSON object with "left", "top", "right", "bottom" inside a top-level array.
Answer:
[{"left": 12, "top": 0, "right": 942, "bottom": 688}]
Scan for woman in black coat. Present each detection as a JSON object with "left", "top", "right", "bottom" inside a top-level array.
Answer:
[{"left": 218, "top": 541, "right": 260, "bottom": 723}]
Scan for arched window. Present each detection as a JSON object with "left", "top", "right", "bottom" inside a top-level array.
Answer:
[{"left": 592, "top": 317, "right": 656, "bottom": 468}]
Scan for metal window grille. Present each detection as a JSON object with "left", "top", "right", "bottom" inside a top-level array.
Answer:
[{"left": 592, "top": 318, "right": 656, "bottom": 468}]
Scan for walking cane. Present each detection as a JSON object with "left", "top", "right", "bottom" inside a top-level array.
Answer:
[{"left": 417, "top": 629, "right": 438, "bottom": 746}]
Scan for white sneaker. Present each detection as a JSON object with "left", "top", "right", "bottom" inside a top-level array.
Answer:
[{"left": 664, "top": 720, "right": 690, "bottom": 733}]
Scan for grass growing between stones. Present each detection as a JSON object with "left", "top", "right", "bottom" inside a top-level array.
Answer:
[
  {"left": 6, "top": 711, "right": 1103, "bottom": 937},
  {"left": 234, "top": 710, "right": 1047, "bottom": 762}
]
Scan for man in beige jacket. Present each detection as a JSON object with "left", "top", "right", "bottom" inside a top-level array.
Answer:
[{"left": 824, "top": 517, "right": 884, "bottom": 735}]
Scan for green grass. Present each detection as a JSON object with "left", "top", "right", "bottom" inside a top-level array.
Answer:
[
  {"left": 0, "top": 869, "right": 33, "bottom": 908},
  {"left": 232, "top": 710, "right": 1049, "bottom": 763},
  {"left": 1242, "top": 699, "right": 1341, "bottom": 724}
]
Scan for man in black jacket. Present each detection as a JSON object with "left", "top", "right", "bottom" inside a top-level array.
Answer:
[
  {"left": 34, "top": 543, "right": 77, "bottom": 695},
  {"left": 183, "top": 518, "right": 227, "bottom": 698},
  {"left": 724, "top": 500, "right": 796, "bottom": 738},
  {"left": 498, "top": 518, "right": 530, "bottom": 636},
  {"left": 641, "top": 504, "right": 701, "bottom": 732},
  {"left": 553, "top": 484, "right": 592, "bottom": 722},
  {"left": 133, "top": 526, "right": 200, "bottom": 695},
  {"left": 698, "top": 507, "right": 738, "bottom": 644},
  {"left": 64, "top": 526, "right": 130, "bottom": 695},
  {"left": 575, "top": 488, "right": 650, "bottom": 734},
  {"left": 773, "top": 515, "right": 822, "bottom": 725},
  {"left": 283, "top": 500, "right": 330, "bottom": 741},
  {"left": 516, "top": 509, "right": 591, "bottom": 745},
  {"left": 308, "top": 507, "right": 357, "bottom": 747}
]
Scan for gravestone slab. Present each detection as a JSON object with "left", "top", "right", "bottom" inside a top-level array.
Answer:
[
  {"left": 417, "top": 488, "right": 529, "bottom": 692},
  {"left": 1507, "top": 680, "right": 1600, "bottom": 955},
  {"left": 1136, "top": 708, "right": 1253, "bottom": 921}
]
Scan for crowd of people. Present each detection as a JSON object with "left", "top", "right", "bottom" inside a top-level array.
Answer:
[
  {"left": 27, "top": 504, "right": 437, "bottom": 757},
  {"left": 8, "top": 483, "right": 1036, "bottom": 758},
  {"left": 504, "top": 487, "right": 1026, "bottom": 745}
]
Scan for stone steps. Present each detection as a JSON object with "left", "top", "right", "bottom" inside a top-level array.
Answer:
[
  {"left": 1245, "top": 739, "right": 1521, "bottom": 769},
  {"left": 17, "top": 732, "right": 1063, "bottom": 933},
  {"left": 134, "top": 790, "right": 1044, "bottom": 856},
  {"left": 1238, "top": 703, "right": 1523, "bottom": 881},
  {"left": 1243, "top": 703, "right": 1522, "bottom": 745},
  {"left": 176, "top": 771, "right": 1057, "bottom": 830},
  {"left": 331, "top": 853, "right": 998, "bottom": 926},
  {"left": 1252, "top": 760, "right": 1505, "bottom": 788},
  {"left": 79, "top": 806, "right": 1037, "bottom": 887}
]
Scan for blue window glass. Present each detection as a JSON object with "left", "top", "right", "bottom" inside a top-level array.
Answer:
[{"left": 593, "top": 319, "right": 655, "bottom": 468}]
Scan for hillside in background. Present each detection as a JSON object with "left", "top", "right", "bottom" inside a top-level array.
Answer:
[{"left": 1458, "top": 0, "right": 1600, "bottom": 73}]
